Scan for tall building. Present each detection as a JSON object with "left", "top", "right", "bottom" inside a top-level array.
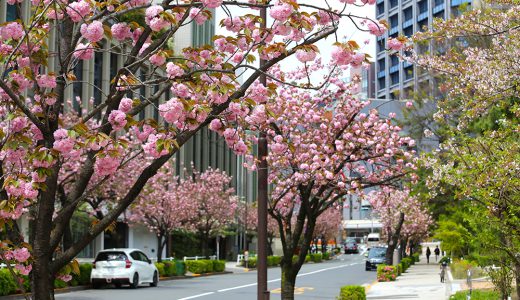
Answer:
[{"left": 375, "top": 0, "right": 475, "bottom": 101}]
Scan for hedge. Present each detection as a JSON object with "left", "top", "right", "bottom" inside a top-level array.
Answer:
[
  {"left": 310, "top": 253, "right": 323, "bottom": 263},
  {"left": 397, "top": 263, "right": 403, "bottom": 276},
  {"left": 213, "top": 260, "right": 226, "bottom": 272},
  {"left": 323, "top": 252, "right": 331, "bottom": 260},
  {"left": 164, "top": 262, "right": 176, "bottom": 276},
  {"left": 338, "top": 285, "right": 366, "bottom": 300},
  {"left": 412, "top": 253, "right": 420, "bottom": 263},
  {"left": 401, "top": 257, "right": 413, "bottom": 271},
  {"left": 0, "top": 269, "right": 17, "bottom": 296},
  {"left": 185, "top": 259, "right": 222, "bottom": 274},
  {"left": 155, "top": 262, "right": 166, "bottom": 276},
  {"left": 377, "top": 265, "right": 397, "bottom": 282},
  {"left": 74, "top": 263, "right": 92, "bottom": 285}
]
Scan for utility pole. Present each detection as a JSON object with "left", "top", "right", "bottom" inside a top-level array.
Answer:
[{"left": 257, "top": 3, "right": 270, "bottom": 300}]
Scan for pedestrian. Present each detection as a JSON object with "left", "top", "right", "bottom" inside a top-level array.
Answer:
[
  {"left": 440, "top": 260, "right": 448, "bottom": 283},
  {"left": 426, "top": 247, "right": 431, "bottom": 264},
  {"left": 434, "top": 246, "right": 440, "bottom": 262}
]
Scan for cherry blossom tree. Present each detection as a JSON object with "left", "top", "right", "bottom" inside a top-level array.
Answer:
[
  {"left": 209, "top": 63, "right": 417, "bottom": 297},
  {"left": 186, "top": 168, "right": 238, "bottom": 256},
  {"left": 128, "top": 165, "right": 196, "bottom": 262},
  {"left": 367, "top": 188, "right": 431, "bottom": 264},
  {"left": 239, "top": 202, "right": 280, "bottom": 255},
  {"left": 0, "top": 0, "right": 391, "bottom": 298}
]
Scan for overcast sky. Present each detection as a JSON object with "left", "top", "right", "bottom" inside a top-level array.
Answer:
[{"left": 215, "top": 1, "right": 376, "bottom": 77}]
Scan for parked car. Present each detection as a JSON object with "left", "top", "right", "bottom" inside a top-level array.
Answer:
[
  {"left": 365, "top": 246, "right": 387, "bottom": 271},
  {"left": 344, "top": 241, "right": 359, "bottom": 254},
  {"left": 91, "top": 248, "right": 159, "bottom": 289}
]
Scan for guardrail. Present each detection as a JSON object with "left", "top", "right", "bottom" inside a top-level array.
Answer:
[
  {"left": 183, "top": 255, "right": 217, "bottom": 262},
  {"left": 236, "top": 254, "right": 257, "bottom": 265}
]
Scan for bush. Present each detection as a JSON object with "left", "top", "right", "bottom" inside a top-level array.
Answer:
[
  {"left": 186, "top": 260, "right": 206, "bottom": 274},
  {"left": 401, "top": 257, "right": 412, "bottom": 271},
  {"left": 412, "top": 253, "right": 420, "bottom": 263},
  {"left": 164, "top": 262, "right": 177, "bottom": 276},
  {"left": 213, "top": 260, "right": 225, "bottom": 272},
  {"left": 397, "top": 263, "right": 403, "bottom": 276},
  {"left": 305, "top": 255, "right": 311, "bottom": 263},
  {"left": 310, "top": 253, "right": 323, "bottom": 263},
  {"left": 323, "top": 252, "right": 331, "bottom": 260},
  {"left": 449, "top": 289, "right": 499, "bottom": 300},
  {"left": 155, "top": 262, "right": 166, "bottom": 276},
  {"left": 450, "top": 259, "right": 485, "bottom": 280},
  {"left": 241, "top": 257, "right": 257, "bottom": 268},
  {"left": 54, "top": 279, "right": 67, "bottom": 289},
  {"left": 176, "top": 260, "right": 186, "bottom": 276},
  {"left": 77, "top": 263, "right": 92, "bottom": 285},
  {"left": 267, "top": 256, "right": 282, "bottom": 267},
  {"left": 439, "top": 256, "right": 451, "bottom": 265},
  {"left": 338, "top": 285, "right": 366, "bottom": 300},
  {"left": 0, "top": 269, "right": 17, "bottom": 296},
  {"left": 377, "top": 265, "right": 397, "bottom": 282}
]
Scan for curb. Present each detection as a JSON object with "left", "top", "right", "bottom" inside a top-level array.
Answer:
[{"left": 187, "top": 271, "right": 233, "bottom": 277}]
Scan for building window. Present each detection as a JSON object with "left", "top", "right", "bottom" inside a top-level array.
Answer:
[
  {"left": 377, "top": 38, "right": 386, "bottom": 53},
  {"left": 377, "top": 58, "right": 385, "bottom": 71},
  {"left": 377, "top": 2, "right": 384, "bottom": 16},
  {"left": 390, "top": 0, "right": 398, "bottom": 9},
  {"left": 418, "top": 0, "right": 428, "bottom": 13},
  {"left": 6, "top": 4, "right": 19, "bottom": 21},
  {"left": 110, "top": 53, "right": 118, "bottom": 84},
  {"left": 73, "top": 61, "right": 83, "bottom": 115},
  {"left": 378, "top": 77, "right": 386, "bottom": 90},
  {"left": 390, "top": 72, "right": 399, "bottom": 86},
  {"left": 418, "top": 19, "right": 429, "bottom": 32},
  {"left": 404, "top": 66, "right": 414, "bottom": 81},
  {"left": 94, "top": 52, "right": 103, "bottom": 113}
]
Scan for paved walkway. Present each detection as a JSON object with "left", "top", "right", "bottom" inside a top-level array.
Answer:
[{"left": 367, "top": 242, "right": 449, "bottom": 300}]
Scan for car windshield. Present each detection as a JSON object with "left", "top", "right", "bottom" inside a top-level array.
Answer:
[
  {"left": 367, "top": 237, "right": 379, "bottom": 242},
  {"left": 95, "top": 251, "right": 127, "bottom": 261},
  {"left": 346, "top": 242, "right": 356, "bottom": 246},
  {"left": 368, "top": 248, "right": 386, "bottom": 259}
]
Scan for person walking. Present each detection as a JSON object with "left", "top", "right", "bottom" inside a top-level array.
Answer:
[
  {"left": 434, "top": 246, "right": 440, "bottom": 262},
  {"left": 426, "top": 247, "right": 431, "bottom": 264},
  {"left": 440, "top": 260, "right": 448, "bottom": 283}
]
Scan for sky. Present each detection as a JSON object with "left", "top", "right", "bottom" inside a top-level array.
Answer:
[{"left": 214, "top": 0, "right": 376, "bottom": 76}]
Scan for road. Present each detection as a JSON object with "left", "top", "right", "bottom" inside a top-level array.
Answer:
[{"left": 56, "top": 253, "right": 375, "bottom": 300}]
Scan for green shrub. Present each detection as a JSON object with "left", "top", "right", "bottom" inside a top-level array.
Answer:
[
  {"left": 213, "top": 260, "right": 225, "bottom": 272},
  {"left": 176, "top": 260, "right": 186, "bottom": 276},
  {"left": 450, "top": 259, "right": 485, "bottom": 280},
  {"left": 185, "top": 260, "right": 206, "bottom": 274},
  {"left": 54, "top": 279, "right": 67, "bottom": 289},
  {"left": 310, "top": 253, "right": 323, "bottom": 263},
  {"left": 439, "top": 256, "right": 451, "bottom": 265},
  {"left": 449, "top": 289, "right": 499, "bottom": 300},
  {"left": 155, "top": 262, "right": 166, "bottom": 276},
  {"left": 377, "top": 265, "right": 397, "bottom": 282},
  {"left": 305, "top": 255, "right": 311, "bottom": 263},
  {"left": 323, "top": 252, "right": 331, "bottom": 260},
  {"left": 412, "top": 253, "right": 420, "bottom": 263},
  {"left": 292, "top": 255, "right": 298, "bottom": 264},
  {"left": 401, "top": 257, "right": 412, "bottom": 270},
  {"left": 77, "top": 263, "right": 92, "bottom": 285},
  {"left": 397, "top": 263, "right": 403, "bottom": 276},
  {"left": 241, "top": 257, "right": 257, "bottom": 268},
  {"left": 338, "top": 285, "right": 366, "bottom": 300},
  {"left": 0, "top": 269, "right": 17, "bottom": 296},
  {"left": 165, "top": 262, "right": 178, "bottom": 276}
]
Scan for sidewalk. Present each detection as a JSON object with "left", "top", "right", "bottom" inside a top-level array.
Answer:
[{"left": 366, "top": 242, "right": 449, "bottom": 300}]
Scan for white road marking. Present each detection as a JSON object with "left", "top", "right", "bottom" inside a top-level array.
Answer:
[
  {"left": 178, "top": 292, "right": 215, "bottom": 300},
  {"left": 180, "top": 262, "right": 363, "bottom": 299}
]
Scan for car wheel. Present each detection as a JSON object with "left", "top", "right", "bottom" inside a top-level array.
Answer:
[
  {"left": 130, "top": 273, "right": 139, "bottom": 289},
  {"left": 150, "top": 272, "right": 158, "bottom": 287},
  {"left": 365, "top": 267, "right": 371, "bottom": 271}
]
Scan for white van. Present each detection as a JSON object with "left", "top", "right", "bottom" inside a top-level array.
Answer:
[{"left": 366, "top": 233, "right": 381, "bottom": 249}]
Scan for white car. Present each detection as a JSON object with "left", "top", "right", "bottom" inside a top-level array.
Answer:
[{"left": 90, "top": 248, "right": 159, "bottom": 289}]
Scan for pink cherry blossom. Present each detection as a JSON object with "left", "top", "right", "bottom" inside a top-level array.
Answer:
[
  {"left": 367, "top": 21, "right": 386, "bottom": 36},
  {"left": 387, "top": 38, "right": 404, "bottom": 51},
  {"left": 270, "top": 2, "right": 294, "bottom": 21},
  {"left": 108, "top": 109, "right": 127, "bottom": 130},
  {"left": 149, "top": 53, "right": 166, "bottom": 66},
  {"left": 118, "top": 97, "right": 133, "bottom": 113},
  {"left": 111, "top": 23, "right": 132, "bottom": 41},
  {"left": 190, "top": 8, "right": 208, "bottom": 25},
  {"left": 80, "top": 21, "right": 104, "bottom": 43},
  {"left": 295, "top": 50, "right": 317, "bottom": 63},
  {"left": 73, "top": 43, "right": 94, "bottom": 60},
  {"left": 66, "top": 1, "right": 92, "bottom": 23},
  {"left": 36, "top": 75, "right": 57, "bottom": 89},
  {"left": 202, "top": 0, "right": 223, "bottom": 9}
]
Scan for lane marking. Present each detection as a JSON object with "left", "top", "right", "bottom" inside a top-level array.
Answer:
[
  {"left": 182, "top": 261, "right": 363, "bottom": 298},
  {"left": 178, "top": 292, "right": 215, "bottom": 300}
]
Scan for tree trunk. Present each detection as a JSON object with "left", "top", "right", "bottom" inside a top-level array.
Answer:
[
  {"left": 157, "top": 234, "right": 165, "bottom": 262},
  {"left": 31, "top": 257, "right": 54, "bottom": 300},
  {"left": 280, "top": 261, "right": 296, "bottom": 300},
  {"left": 267, "top": 236, "right": 274, "bottom": 256},
  {"left": 200, "top": 232, "right": 210, "bottom": 257},
  {"left": 385, "top": 212, "right": 405, "bottom": 265}
]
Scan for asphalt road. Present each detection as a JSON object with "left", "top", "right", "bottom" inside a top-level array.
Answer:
[{"left": 55, "top": 253, "right": 375, "bottom": 300}]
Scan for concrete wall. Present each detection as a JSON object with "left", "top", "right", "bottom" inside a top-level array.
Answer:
[{"left": 128, "top": 224, "right": 165, "bottom": 260}]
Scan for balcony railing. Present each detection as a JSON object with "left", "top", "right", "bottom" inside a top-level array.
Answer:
[
  {"left": 417, "top": 11, "right": 428, "bottom": 21},
  {"left": 433, "top": 3, "right": 445, "bottom": 14},
  {"left": 389, "top": 65, "right": 399, "bottom": 74},
  {"left": 402, "top": 19, "right": 413, "bottom": 29},
  {"left": 377, "top": 71, "right": 386, "bottom": 78},
  {"left": 403, "top": 61, "right": 413, "bottom": 68},
  {"left": 389, "top": 26, "right": 399, "bottom": 35}
]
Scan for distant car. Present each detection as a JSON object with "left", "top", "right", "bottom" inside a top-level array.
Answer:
[
  {"left": 366, "top": 233, "right": 381, "bottom": 249},
  {"left": 344, "top": 241, "right": 359, "bottom": 254},
  {"left": 91, "top": 248, "right": 159, "bottom": 289},
  {"left": 365, "top": 246, "right": 387, "bottom": 271}
]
